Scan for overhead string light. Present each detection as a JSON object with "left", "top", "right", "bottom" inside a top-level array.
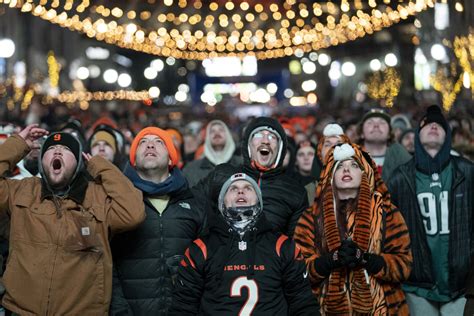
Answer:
[
  {"left": 3, "top": 0, "right": 434, "bottom": 60},
  {"left": 55, "top": 90, "right": 152, "bottom": 103}
]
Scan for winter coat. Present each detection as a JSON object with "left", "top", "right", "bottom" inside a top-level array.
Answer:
[
  {"left": 0, "top": 135, "right": 145, "bottom": 315},
  {"left": 168, "top": 212, "right": 320, "bottom": 315},
  {"left": 295, "top": 143, "right": 412, "bottom": 315},
  {"left": 387, "top": 156, "right": 474, "bottom": 296},
  {"left": 109, "top": 177, "right": 206, "bottom": 315},
  {"left": 381, "top": 143, "right": 411, "bottom": 182},
  {"left": 193, "top": 117, "right": 308, "bottom": 237}
]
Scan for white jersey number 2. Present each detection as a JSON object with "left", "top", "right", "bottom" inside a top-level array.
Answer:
[{"left": 230, "top": 276, "right": 259, "bottom": 316}]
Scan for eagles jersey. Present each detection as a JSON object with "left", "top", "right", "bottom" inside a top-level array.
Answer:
[{"left": 168, "top": 213, "right": 319, "bottom": 316}]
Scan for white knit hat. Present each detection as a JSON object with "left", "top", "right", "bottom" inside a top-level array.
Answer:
[{"left": 323, "top": 123, "right": 344, "bottom": 137}]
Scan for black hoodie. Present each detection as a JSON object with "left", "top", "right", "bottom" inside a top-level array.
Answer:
[
  {"left": 193, "top": 117, "right": 308, "bottom": 237},
  {"left": 168, "top": 211, "right": 320, "bottom": 315}
]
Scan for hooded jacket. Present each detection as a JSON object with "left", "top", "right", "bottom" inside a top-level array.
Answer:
[
  {"left": 193, "top": 117, "right": 308, "bottom": 237},
  {"left": 183, "top": 120, "right": 240, "bottom": 187},
  {"left": 168, "top": 211, "right": 320, "bottom": 315},
  {"left": 110, "top": 164, "right": 206, "bottom": 316},
  {"left": 89, "top": 125, "right": 126, "bottom": 170},
  {"left": 295, "top": 143, "right": 412, "bottom": 315},
  {"left": 0, "top": 135, "right": 145, "bottom": 315},
  {"left": 387, "top": 125, "right": 473, "bottom": 296}
]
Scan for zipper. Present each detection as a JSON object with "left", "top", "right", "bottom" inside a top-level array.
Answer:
[{"left": 45, "top": 206, "right": 65, "bottom": 315}]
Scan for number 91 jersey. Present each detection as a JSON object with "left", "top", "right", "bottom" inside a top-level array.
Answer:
[{"left": 168, "top": 222, "right": 319, "bottom": 316}]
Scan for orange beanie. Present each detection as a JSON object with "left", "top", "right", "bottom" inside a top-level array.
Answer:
[{"left": 129, "top": 127, "right": 179, "bottom": 168}]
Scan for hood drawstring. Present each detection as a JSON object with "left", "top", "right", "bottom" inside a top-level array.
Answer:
[{"left": 52, "top": 195, "right": 63, "bottom": 219}]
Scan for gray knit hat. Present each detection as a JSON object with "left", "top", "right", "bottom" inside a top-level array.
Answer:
[
  {"left": 218, "top": 173, "right": 263, "bottom": 212},
  {"left": 217, "top": 173, "right": 263, "bottom": 234}
]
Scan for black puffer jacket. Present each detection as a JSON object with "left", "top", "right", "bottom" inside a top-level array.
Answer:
[
  {"left": 109, "top": 185, "right": 206, "bottom": 316},
  {"left": 193, "top": 117, "right": 308, "bottom": 237},
  {"left": 387, "top": 156, "right": 474, "bottom": 296}
]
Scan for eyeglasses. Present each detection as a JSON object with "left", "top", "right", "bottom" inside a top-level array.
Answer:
[{"left": 252, "top": 131, "right": 277, "bottom": 142}]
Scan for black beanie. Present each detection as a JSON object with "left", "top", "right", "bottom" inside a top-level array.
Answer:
[
  {"left": 41, "top": 132, "right": 81, "bottom": 162},
  {"left": 360, "top": 108, "right": 391, "bottom": 126},
  {"left": 419, "top": 105, "right": 449, "bottom": 132}
]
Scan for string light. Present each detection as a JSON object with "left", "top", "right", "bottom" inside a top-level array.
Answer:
[
  {"left": 1, "top": 0, "right": 434, "bottom": 60},
  {"left": 431, "top": 30, "right": 473, "bottom": 111},
  {"left": 431, "top": 66, "right": 464, "bottom": 112},
  {"left": 54, "top": 90, "right": 152, "bottom": 103},
  {"left": 47, "top": 51, "right": 60, "bottom": 88},
  {"left": 1, "top": 83, "right": 153, "bottom": 111},
  {"left": 453, "top": 32, "right": 474, "bottom": 97},
  {"left": 366, "top": 67, "right": 401, "bottom": 107},
  {"left": 0, "top": 78, "right": 39, "bottom": 111}
]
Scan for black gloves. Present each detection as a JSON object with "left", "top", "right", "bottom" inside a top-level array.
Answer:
[
  {"left": 315, "top": 239, "right": 386, "bottom": 276},
  {"left": 338, "top": 239, "right": 364, "bottom": 268},
  {"left": 314, "top": 250, "right": 343, "bottom": 276},
  {"left": 313, "top": 239, "right": 364, "bottom": 276},
  {"left": 363, "top": 253, "right": 385, "bottom": 275}
]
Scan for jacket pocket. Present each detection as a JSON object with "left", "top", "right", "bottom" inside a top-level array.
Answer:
[
  {"left": 63, "top": 204, "right": 106, "bottom": 253},
  {"left": 15, "top": 196, "right": 55, "bottom": 215},
  {"left": 11, "top": 200, "right": 55, "bottom": 243},
  {"left": 166, "top": 255, "right": 184, "bottom": 287}
]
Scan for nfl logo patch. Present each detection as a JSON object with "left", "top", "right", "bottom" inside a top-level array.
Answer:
[{"left": 238, "top": 241, "right": 247, "bottom": 251}]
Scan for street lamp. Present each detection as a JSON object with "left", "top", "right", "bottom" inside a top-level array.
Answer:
[
  {"left": 0, "top": 38, "right": 15, "bottom": 81},
  {"left": 0, "top": 38, "right": 15, "bottom": 58}
]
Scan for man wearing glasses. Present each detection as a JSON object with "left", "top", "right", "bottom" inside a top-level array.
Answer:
[{"left": 194, "top": 117, "right": 308, "bottom": 237}]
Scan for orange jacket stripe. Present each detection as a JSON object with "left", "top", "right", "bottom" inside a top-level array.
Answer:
[
  {"left": 193, "top": 239, "right": 207, "bottom": 260},
  {"left": 275, "top": 235, "right": 288, "bottom": 257},
  {"left": 185, "top": 248, "right": 196, "bottom": 269}
]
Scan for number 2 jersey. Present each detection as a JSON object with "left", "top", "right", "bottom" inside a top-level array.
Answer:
[{"left": 168, "top": 213, "right": 320, "bottom": 316}]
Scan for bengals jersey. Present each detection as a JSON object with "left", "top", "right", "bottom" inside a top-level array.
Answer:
[{"left": 168, "top": 214, "right": 319, "bottom": 316}]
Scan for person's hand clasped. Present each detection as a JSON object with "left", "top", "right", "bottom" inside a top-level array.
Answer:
[
  {"left": 362, "top": 253, "right": 385, "bottom": 275},
  {"left": 314, "top": 249, "right": 344, "bottom": 277},
  {"left": 338, "top": 239, "right": 364, "bottom": 269}
]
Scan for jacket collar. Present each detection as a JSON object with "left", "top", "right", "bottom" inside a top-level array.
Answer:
[{"left": 41, "top": 171, "right": 90, "bottom": 204}]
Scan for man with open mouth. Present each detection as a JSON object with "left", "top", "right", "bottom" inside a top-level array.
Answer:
[
  {"left": 193, "top": 116, "right": 308, "bottom": 237},
  {"left": 0, "top": 124, "right": 145, "bottom": 315}
]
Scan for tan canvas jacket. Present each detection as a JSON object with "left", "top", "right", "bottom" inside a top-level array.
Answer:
[{"left": 0, "top": 135, "right": 145, "bottom": 315}]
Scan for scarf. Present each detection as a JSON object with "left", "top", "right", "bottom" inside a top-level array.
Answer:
[
  {"left": 123, "top": 163, "right": 187, "bottom": 196},
  {"left": 250, "top": 159, "right": 273, "bottom": 172},
  {"left": 322, "top": 173, "right": 373, "bottom": 314}
]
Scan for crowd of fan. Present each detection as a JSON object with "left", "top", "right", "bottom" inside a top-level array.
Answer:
[{"left": 0, "top": 102, "right": 472, "bottom": 315}]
